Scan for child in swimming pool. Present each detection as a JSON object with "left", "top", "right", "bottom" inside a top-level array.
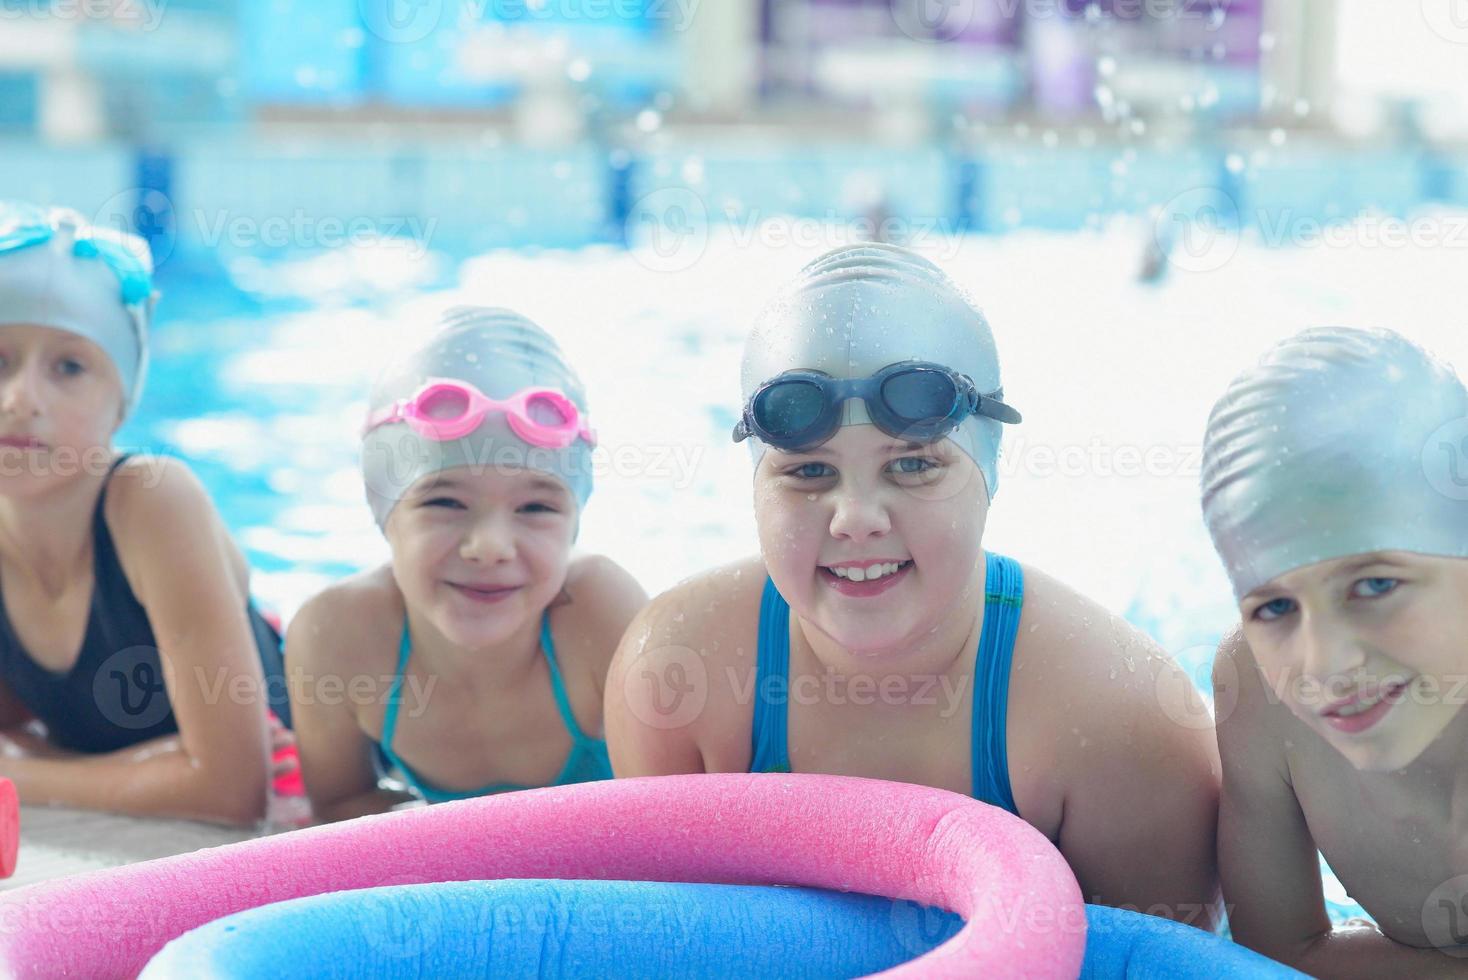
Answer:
[
  {"left": 1204, "top": 327, "right": 1468, "bottom": 975},
  {"left": 0, "top": 202, "right": 293, "bottom": 826},
  {"left": 289, "top": 307, "right": 645, "bottom": 822},
  {"left": 607, "top": 243, "right": 1221, "bottom": 924}
]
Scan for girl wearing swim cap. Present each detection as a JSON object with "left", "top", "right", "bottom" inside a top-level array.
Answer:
[
  {"left": 0, "top": 201, "right": 293, "bottom": 826},
  {"left": 1203, "top": 327, "right": 1468, "bottom": 974},
  {"left": 288, "top": 307, "right": 645, "bottom": 822},
  {"left": 607, "top": 243, "right": 1221, "bottom": 923}
]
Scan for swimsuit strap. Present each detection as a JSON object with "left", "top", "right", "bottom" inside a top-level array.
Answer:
[
  {"left": 972, "top": 551, "right": 1023, "bottom": 815},
  {"left": 749, "top": 575, "right": 793, "bottom": 773},
  {"left": 379, "top": 615, "right": 611, "bottom": 802},
  {"left": 377, "top": 622, "right": 413, "bottom": 769},
  {"left": 539, "top": 613, "right": 596, "bottom": 745}
]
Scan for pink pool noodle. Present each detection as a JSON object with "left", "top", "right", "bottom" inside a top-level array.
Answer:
[
  {"left": 0, "top": 779, "right": 14, "bottom": 880},
  {"left": 0, "top": 773, "right": 1085, "bottom": 979}
]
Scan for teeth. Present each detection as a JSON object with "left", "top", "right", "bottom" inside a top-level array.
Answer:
[
  {"left": 1333, "top": 686, "right": 1400, "bottom": 717},
  {"left": 831, "top": 562, "right": 907, "bottom": 582}
]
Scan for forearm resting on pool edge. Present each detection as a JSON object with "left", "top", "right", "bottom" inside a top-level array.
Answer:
[
  {"left": 0, "top": 732, "right": 271, "bottom": 826},
  {"left": 1269, "top": 922, "right": 1468, "bottom": 979}
]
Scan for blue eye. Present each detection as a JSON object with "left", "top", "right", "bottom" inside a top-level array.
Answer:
[
  {"left": 56, "top": 358, "right": 84, "bottom": 377},
  {"left": 423, "top": 497, "right": 465, "bottom": 510},
  {"left": 891, "top": 456, "right": 937, "bottom": 475},
  {"left": 1353, "top": 577, "right": 1398, "bottom": 598},
  {"left": 520, "top": 502, "right": 558, "bottom": 514},
  {"left": 1252, "top": 597, "right": 1296, "bottom": 622},
  {"left": 791, "top": 462, "right": 833, "bottom": 480}
]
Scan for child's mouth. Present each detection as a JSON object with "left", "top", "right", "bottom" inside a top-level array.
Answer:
[
  {"left": 1319, "top": 681, "right": 1410, "bottom": 735},
  {"left": 818, "top": 560, "right": 913, "bottom": 597},
  {"left": 448, "top": 582, "right": 522, "bottom": 604}
]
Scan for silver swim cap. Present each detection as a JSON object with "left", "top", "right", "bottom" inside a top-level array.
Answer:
[
  {"left": 0, "top": 202, "right": 154, "bottom": 418},
  {"left": 740, "top": 243, "right": 1011, "bottom": 498},
  {"left": 1201, "top": 326, "right": 1468, "bottom": 600},
  {"left": 362, "top": 307, "right": 594, "bottom": 530}
]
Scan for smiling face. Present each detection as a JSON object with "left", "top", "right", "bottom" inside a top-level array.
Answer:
[
  {"left": 753, "top": 423, "right": 990, "bottom": 658},
  {"left": 1239, "top": 551, "right": 1468, "bottom": 772},
  {"left": 384, "top": 465, "right": 577, "bottom": 650},
  {"left": 0, "top": 323, "right": 123, "bottom": 497}
]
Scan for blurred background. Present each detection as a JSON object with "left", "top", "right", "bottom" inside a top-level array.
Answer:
[
  {"left": 5, "top": 0, "right": 1468, "bottom": 917},
  {"left": 5, "top": 1, "right": 1468, "bottom": 251}
]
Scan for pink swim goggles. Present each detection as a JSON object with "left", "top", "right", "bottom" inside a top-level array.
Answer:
[{"left": 363, "top": 377, "right": 596, "bottom": 448}]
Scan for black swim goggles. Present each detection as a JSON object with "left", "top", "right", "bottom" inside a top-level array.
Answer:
[{"left": 732, "top": 361, "right": 1022, "bottom": 452}]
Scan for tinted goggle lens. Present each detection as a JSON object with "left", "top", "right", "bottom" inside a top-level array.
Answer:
[
  {"left": 879, "top": 370, "right": 961, "bottom": 423},
  {"left": 753, "top": 380, "right": 826, "bottom": 440}
]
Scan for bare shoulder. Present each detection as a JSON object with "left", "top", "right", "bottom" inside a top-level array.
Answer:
[
  {"left": 549, "top": 554, "right": 649, "bottom": 699},
  {"left": 625, "top": 555, "right": 766, "bottom": 658},
  {"left": 1007, "top": 563, "right": 1220, "bottom": 824},
  {"left": 287, "top": 565, "right": 403, "bottom": 678},
  {"left": 1213, "top": 626, "right": 1293, "bottom": 783},
  {"left": 1011, "top": 563, "right": 1167, "bottom": 688},
  {"left": 104, "top": 454, "right": 218, "bottom": 538},
  {"left": 606, "top": 555, "right": 766, "bottom": 768},
  {"left": 103, "top": 454, "right": 251, "bottom": 604}
]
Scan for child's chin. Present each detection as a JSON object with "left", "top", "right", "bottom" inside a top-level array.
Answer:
[{"left": 1328, "top": 728, "right": 1431, "bottom": 773}]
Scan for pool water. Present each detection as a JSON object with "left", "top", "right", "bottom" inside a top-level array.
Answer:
[{"left": 121, "top": 219, "right": 1468, "bottom": 926}]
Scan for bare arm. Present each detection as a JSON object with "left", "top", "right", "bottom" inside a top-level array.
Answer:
[
  {"left": 605, "top": 589, "right": 711, "bottom": 777},
  {"left": 560, "top": 554, "right": 649, "bottom": 710},
  {"left": 0, "top": 680, "right": 57, "bottom": 756},
  {"left": 0, "top": 460, "right": 272, "bottom": 825},
  {"left": 286, "top": 588, "right": 411, "bottom": 824},
  {"left": 1045, "top": 615, "right": 1221, "bottom": 927},
  {"left": 1216, "top": 631, "right": 1468, "bottom": 977}
]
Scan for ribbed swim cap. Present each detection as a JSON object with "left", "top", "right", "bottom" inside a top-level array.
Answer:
[
  {"left": 362, "top": 307, "right": 594, "bottom": 530},
  {"left": 1201, "top": 326, "right": 1468, "bottom": 600},
  {"left": 740, "top": 243, "right": 1010, "bottom": 498}
]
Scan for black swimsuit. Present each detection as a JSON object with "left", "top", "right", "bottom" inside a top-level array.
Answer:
[{"left": 0, "top": 455, "right": 290, "bottom": 753}]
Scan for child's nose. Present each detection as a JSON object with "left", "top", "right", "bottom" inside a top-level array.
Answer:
[
  {"left": 1297, "top": 614, "right": 1368, "bottom": 697},
  {"left": 460, "top": 515, "right": 516, "bottom": 563},
  {"left": 828, "top": 486, "right": 892, "bottom": 542},
  {"left": 0, "top": 360, "right": 43, "bottom": 419}
]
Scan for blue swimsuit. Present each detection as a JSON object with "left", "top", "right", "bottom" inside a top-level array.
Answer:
[
  {"left": 375, "top": 614, "right": 612, "bottom": 803},
  {"left": 749, "top": 551, "right": 1024, "bottom": 815}
]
